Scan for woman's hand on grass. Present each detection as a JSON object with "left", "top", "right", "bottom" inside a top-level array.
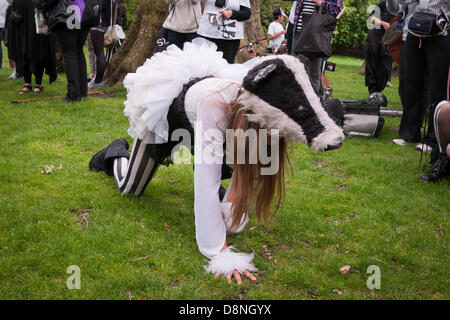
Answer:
[{"left": 214, "top": 241, "right": 258, "bottom": 285}]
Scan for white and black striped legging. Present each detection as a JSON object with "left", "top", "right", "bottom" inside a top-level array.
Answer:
[
  {"left": 112, "top": 137, "right": 232, "bottom": 197},
  {"left": 113, "top": 139, "right": 172, "bottom": 197}
]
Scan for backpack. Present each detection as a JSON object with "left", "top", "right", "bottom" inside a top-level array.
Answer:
[{"left": 82, "top": 0, "right": 101, "bottom": 28}]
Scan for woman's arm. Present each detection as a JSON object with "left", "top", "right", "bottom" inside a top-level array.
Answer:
[
  {"left": 193, "top": 93, "right": 257, "bottom": 284},
  {"left": 221, "top": 6, "right": 251, "bottom": 22}
]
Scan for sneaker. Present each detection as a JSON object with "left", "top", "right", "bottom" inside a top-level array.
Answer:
[
  {"left": 6, "top": 71, "right": 18, "bottom": 80},
  {"left": 392, "top": 139, "right": 407, "bottom": 146},
  {"left": 88, "top": 80, "right": 104, "bottom": 89},
  {"left": 415, "top": 144, "right": 433, "bottom": 152},
  {"left": 386, "top": 81, "right": 392, "bottom": 87}
]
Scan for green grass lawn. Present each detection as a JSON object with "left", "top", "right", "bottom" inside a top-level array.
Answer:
[{"left": 0, "top": 46, "right": 448, "bottom": 300}]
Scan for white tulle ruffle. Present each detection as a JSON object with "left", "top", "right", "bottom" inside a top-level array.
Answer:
[
  {"left": 204, "top": 246, "right": 257, "bottom": 277},
  {"left": 123, "top": 38, "right": 249, "bottom": 144}
]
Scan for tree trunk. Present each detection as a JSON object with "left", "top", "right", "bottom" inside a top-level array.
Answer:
[
  {"left": 104, "top": 0, "right": 167, "bottom": 86},
  {"left": 235, "top": 0, "right": 267, "bottom": 64}
]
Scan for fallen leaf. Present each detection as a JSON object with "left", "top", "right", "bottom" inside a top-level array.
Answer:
[
  {"left": 332, "top": 289, "right": 342, "bottom": 295},
  {"left": 339, "top": 265, "right": 351, "bottom": 275},
  {"left": 140, "top": 219, "right": 146, "bottom": 231}
]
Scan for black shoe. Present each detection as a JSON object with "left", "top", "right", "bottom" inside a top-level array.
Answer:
[
  {"left": 420, "top": 154, "right": 449, "bottom": 183},
  {"left": 89, "top": 138, "right": 130, "bottom": 176}
]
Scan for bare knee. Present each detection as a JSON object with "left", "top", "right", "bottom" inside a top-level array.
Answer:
[{"left": 437, "top": 102, "right": 450, "bottom": 127}]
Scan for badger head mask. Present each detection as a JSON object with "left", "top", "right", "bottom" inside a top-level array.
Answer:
[{"left": 238, "top": 55, "right": 344, "bottom": 152}]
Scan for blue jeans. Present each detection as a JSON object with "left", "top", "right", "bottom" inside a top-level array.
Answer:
[{"left": 0, "top": 28, "right": 3, "bottom": 69}]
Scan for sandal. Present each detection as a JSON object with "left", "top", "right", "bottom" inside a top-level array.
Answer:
[
  {"left": 18, "top": 84, "right": 32, "bottom": 95},
  {"left": 33, "top": 85, "right": 44, "bottom": 93}
]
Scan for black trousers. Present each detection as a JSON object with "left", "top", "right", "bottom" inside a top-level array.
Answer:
[
  {"left": 167, "top": 30, "right": 198, "bottom": 49},
  {"left": 286, "top": 22, "right": 294, "bottom": 55},
  {"left": 90, "top": 29, "right": 106, "bottom": 84},
  {"left": 200, "top": 36, "right": 240, "bottom": 64},
  {"left": 400, "top": 33, "right": 450, "bottom": 145},
  {"left": 53, "top": 24, "right": 90, "bottom": 100},
  {"left": 23, "top": 61, "right": 44, "bottom": 85},
  {"left": 365, "top": 30, "right": 390, "bottom": 94}
]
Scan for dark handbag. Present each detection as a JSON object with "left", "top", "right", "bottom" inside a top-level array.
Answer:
[
  {"left": 10, "top": 10, "right": 23, "bottom": 23},
  {"left": 408, "top": 12, "right": 441, "bottom": 36},
  {"left": 293, "top": 5, "right": 337, "bottom": 58}
]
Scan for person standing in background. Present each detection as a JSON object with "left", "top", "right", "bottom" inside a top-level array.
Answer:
[
  {"left": 8, "top": 0, "right": 56, "bottom": 94},
  {"left": 0, "top": 0, "right": 9, "bottom": 70},
  {"left": 88, "top": 0, "right": 115, "bottom": 89},
  {"left": 163, "top": 0, "right": 201, "bottom": 49},
  {"left": 197, "top": 0, "right": 251, "bottom": 64},
  {"left": 292, "top": 0, "right": 343, "bottom": 96},
  {"left": 389, "top": 0, "right": 449, "bottom": 153},
  {"left": 364, "top": 1, "right": 394, "bottom": 95},
  {"left": 267, "top": 7, "right": 286, "bottom": 53},
  {"left": 34, "top": 0, "right": 92, "bottom": 102}
]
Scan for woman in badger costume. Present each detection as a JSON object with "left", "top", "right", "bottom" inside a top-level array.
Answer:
[{"left": 89, "top": 38, "right": 344, "bottom": 284}]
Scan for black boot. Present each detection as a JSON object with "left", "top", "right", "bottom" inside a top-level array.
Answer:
[
  {"left": 89, "top": 138, "right": 130, "bottom": 176},
  {"left": 420, "top": 153, "right": 449, "bottom": 183}
]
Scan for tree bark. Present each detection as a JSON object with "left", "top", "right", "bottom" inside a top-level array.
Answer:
[
  {"left": 104, "top": 0, "right": 167, "bottom": 86},
  {"left": 235, "top": 0, "right": 267, "bottom": 64}
]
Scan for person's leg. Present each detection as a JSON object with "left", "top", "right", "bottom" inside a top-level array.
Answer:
[
  {"left": 217, "top": 39, "right": 240, "bottom": 64},
  {"left": 184, "top": 32, "right": 198, "bottom": 44},
  {"left": 365, "top": 31, "right": 380, "bottom": 94},
  {"left": 23, "top": 63, "right": 32, "bottom": 84},
  {"left": 399, "top": 34, "right": 426, "bottom": 143},
  {"left": 53, "top": 24, "right": 82, "bottom": 100},
  {"left": 86, "top": 32, "right": 96, "bottom": 79},
  {"left": 421, "top": 101, "right": 450, "bottom": 182},
  {"left": 199, "top": 36, "right": 236, "bottom": 64},
  {"left": 307, "top": 57, "right": 324, "bottom": 96},
  {"left": 286, "top": 22, "right": 293, "bottom": 55},
  {"left": 421, "top": 35, "right": 450, "bottom": 148},
  {"left": 90, "top": 29, "right": 106, "bottom": 84},
  {"left": 34, "top": 63, "right": 45, "bottom": 86},
  {"left": 167, "top": 30, "right": 185, "bottom": 49},
  {"left": 76, "top": 27, "right": 90, "bottom": 97},
  {"left": 19, "top": 62, "right": 32, "bottom": 94},
  {"left": 113, "top": 139, "right": 166, "bottom": 196},
  {"left": 384, "top": 49, "right": 393, "bottom": 85},
  {"left": 90, "top": 137, "right": 174, "bottom": 197},
  {"left": 398, "top": 42, "right": 406, "bottom": 108}
]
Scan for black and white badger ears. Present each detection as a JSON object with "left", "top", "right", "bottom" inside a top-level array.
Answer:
[{"left": 239, "top": 55, "right": 344, "bottom": 151}]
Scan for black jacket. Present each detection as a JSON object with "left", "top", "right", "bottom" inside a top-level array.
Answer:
[
  {"left": 34, "top": 0, "right": 71, "bottom": 30},
  {"left": 100, "top": 0, "right": 126, "bottom": 28}
]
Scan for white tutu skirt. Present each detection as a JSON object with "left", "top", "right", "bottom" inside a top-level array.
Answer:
[{"left": 123, "top": 38, "right": 250, "bottom": 144}]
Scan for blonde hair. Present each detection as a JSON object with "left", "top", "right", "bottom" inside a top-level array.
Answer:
[{"left": 225, "top": 91, "right": 291, "bottom": 229}]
